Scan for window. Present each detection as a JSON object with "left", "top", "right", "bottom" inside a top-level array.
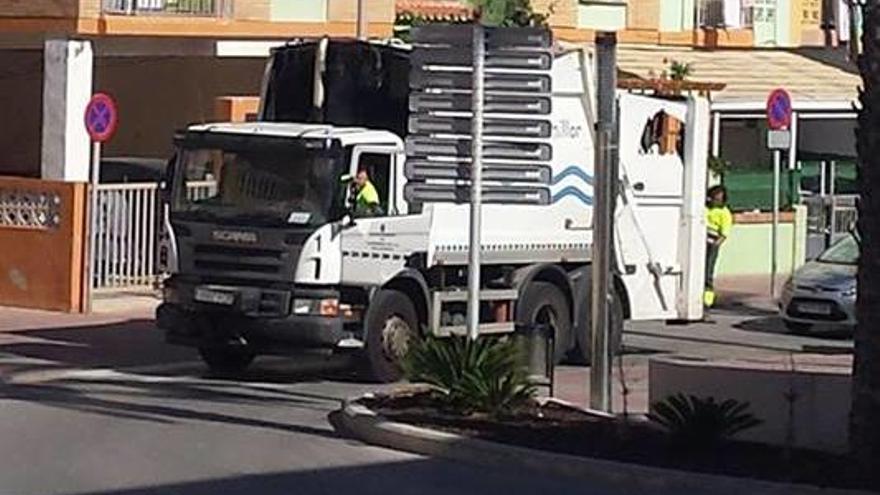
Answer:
[
  {"left": 639, "top": 111, "right": 685, "bottom": 158},
  {"left": 356, "top": 152, "right": 394, "bottom": 216}
]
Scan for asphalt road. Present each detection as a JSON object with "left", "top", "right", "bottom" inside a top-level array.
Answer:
[
  {"left": 0, "top": 361, "right": 629, "bottom": 495},
  {"left": 0, "top": 301, "right": 854, "bottom": 495}
]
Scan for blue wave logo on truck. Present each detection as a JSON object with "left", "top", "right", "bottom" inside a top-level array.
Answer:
[{"left": 551, "top": 166, "right": 594, "bottom": 205}]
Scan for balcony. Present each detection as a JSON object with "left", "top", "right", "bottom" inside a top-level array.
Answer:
[{"left": 102, "top": 0, "right": 227, "bottom": 17}]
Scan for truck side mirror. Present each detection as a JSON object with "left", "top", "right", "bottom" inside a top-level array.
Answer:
[
  {"left": 159, "top": 154, "right": 176, "bottom": 204},
  {"left": 342, "top": 213, "right": 356, "bottom": 228}
]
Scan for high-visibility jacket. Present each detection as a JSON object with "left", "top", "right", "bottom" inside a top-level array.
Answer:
[
  {"left": 706, "top": 205, "right": 733, "bottom": 242},
  {"left": 355, "top": 180, "right": 380, "bottom": 216}
]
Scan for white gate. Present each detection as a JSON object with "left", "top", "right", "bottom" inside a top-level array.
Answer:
[{"left": 93, "top": 181, "right": 215, "bottom": 292}]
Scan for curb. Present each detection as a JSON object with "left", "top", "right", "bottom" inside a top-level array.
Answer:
[{"left": 333, "top": 396, "right": 874, "bottom": 495}]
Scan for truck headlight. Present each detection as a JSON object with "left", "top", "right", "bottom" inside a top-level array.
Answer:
[
  {"left": 319, "top": 298, "right": 339, "bottom": 317},
  {"left": 293, "top": 298, "right": 340, "bottom": 317}
]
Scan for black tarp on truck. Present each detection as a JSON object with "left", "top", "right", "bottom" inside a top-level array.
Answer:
[{"left": 261, "top": 40, "right": 411, "bottom": 137}]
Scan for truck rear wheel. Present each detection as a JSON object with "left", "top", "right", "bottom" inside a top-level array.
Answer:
[
  {"left": 517, "top": 281, "right": 573, "bottom": 364},
  {"left": 198, "top": 346, "right": 255, "bottom": 374},
  {"left": 362, "top": 289, "right": 419, "bottom": 383}
]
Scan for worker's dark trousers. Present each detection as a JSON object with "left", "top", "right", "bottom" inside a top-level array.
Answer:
[{"left": 705, "top": 241, "right": 720, "bottom": 292}]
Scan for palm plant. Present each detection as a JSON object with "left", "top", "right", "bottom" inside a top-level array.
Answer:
[
  {"left": 403, "top": 336, "right": 537, "bottom": 417},
  {"left": 852, "top": 0, "right": 880, "bottom": 482},
  {"left": 668, "top": 60, "right": 694, "bottom": 82},
  {"left": 648, "top": 394, "right": 762, "bottom": 449}
]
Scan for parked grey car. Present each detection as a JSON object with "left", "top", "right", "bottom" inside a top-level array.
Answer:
[{"left": 779, "top": 233, "right": 857, "bottom": 333}]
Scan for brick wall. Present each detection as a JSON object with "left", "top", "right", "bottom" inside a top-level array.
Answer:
[
  {"left": 327, "top": 0, "right": 394, "bottom": 24},
  {"left": 78, "top": 0, "right": 99, "bottom": 18},
  {"left": 232, "top": 0, "right": 271, "bottom": 21},
  {"left": 627, "top": 0, "right": 661, "bottom": 30},
  {"left": 0, "top": 0, "right": 79, "bottom": 17},
  {"left": 533, "top": 0, "right": 577, "bottom": 29}
]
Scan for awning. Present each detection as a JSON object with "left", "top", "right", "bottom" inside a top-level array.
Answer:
[{"left": 616, "top": 45, "right": 861, "bottom": 111}]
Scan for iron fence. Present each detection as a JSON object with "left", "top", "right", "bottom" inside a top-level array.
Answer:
[
  {"left": 804, "top": 194, "right": 858, "bottom": 258},
  {"left": 93, "top": 181, "right": 215, "bottom": 292}
]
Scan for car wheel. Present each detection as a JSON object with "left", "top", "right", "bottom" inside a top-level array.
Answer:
[
  {"left": 198, "top": 346, "right": 255, "bottom": 374},
  {"left": 517, "top": 281, "right": 573, "bottom": 364},
  {"left": 362, "top": 289, "right": 419, "bottom": 383}
]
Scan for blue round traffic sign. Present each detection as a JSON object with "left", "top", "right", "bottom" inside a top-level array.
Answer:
[
  {"left": 84, "top": 93, "right": 118, "bottom": 143},
  {"left": 766, "top": 88, "right": 792, "bottom": 131}
]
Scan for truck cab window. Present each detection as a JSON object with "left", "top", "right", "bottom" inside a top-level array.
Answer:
[{"left": 354, "top": 152, "right": 393, "bottom": 217}]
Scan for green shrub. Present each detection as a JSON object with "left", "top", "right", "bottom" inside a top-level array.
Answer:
[
  {"left": 403, "top": 336, "right": 537, "bottom": 417},
  {"left": 648, "top": 393, "right": 763, "bottom": 449},
  {"left": 668, "top": 60, "right": 694, "bottom": 81}
]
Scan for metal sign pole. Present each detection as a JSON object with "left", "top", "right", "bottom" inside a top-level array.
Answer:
[
  {"left": 86, "top": 140, "right": 101, "bottom": 312},
  {"left": 356, "top": 0, "right": 367, "bottom": 40},
  {"left": 466, "top": 23, "right": 486, "bottom": 341},
  {"left": 590, "top": 32, "right": 616, "bottom": 412},
  {"left": 771, "top": 149, "right": 780, "bottom": 297},
  {"left": 765, "top": 88, "right": 791, "bottom": 299}
]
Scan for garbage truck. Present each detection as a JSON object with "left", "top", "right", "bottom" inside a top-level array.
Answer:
[{"left": 155, "top": 38, "right": 710, "bottom": 382}]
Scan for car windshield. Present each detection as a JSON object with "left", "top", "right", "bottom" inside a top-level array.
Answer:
[
  {"left": 817, "top": 233, "right": 859, "bottom": 265},
  {"left": 173, "top": 133, "right": 347, "bottom": 227}
]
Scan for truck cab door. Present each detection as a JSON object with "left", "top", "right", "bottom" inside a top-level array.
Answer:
[{"left": 340, "top": 146, "right": 408, "bottom": 286}]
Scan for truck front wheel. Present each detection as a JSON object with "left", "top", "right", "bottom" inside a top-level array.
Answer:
[
  {"left": 362, "top": 289, "right": 419, "bottom": 383},
  {"left": 198, "top": 346, "right": 255, "bottom": 374}
]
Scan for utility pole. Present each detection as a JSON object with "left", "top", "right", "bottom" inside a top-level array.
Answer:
[
  {"left": 356, "top": 0, "right": 368, "bottom": 40},
  {"left": 590, "top": 32, "right": 617, "bottom": 413}
]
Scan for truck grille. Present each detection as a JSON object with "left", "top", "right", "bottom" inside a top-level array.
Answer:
[{"left": 190, "top": 243, "right": 291, "bottom": 280}]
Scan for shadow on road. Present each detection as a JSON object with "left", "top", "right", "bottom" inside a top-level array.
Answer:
[
  {"left": 0, "top": 319, "right": 194, "bottom": 371},
  {"left": 0, "top": 376, "right": 345, "bottom": 438},
  {"left": 61, "top": 458, "right": 591, "bottom": 495},
  {"left": 0, "top": 319, "right": 375, "bottom": 385},
  {"left": 734, "top": 316, "right": 854, "bottom": 343},
  {"left": 732, "top": 316, "right": 788, "bottom": 335}
]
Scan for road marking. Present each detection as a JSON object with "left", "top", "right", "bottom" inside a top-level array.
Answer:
[{"left": 5, "top": 361, "right": 204, "bottom": 385}]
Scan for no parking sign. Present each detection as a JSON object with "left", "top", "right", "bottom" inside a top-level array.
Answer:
[{"left": 84, "top": 93, "right": 118, "bottom": 143}]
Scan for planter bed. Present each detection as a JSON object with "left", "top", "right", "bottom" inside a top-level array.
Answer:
[{"left": 358, "top": 390, "right": 875, "bottom": 492}]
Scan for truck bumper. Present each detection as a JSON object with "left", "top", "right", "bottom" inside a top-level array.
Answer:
[
  {"left": 156, "top": 282, "right": 353, "bottom": 351},
  {"left": 157, "top": 302, "right": 349, "bottom": 349}
]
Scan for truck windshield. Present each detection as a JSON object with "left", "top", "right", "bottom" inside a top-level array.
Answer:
[{"left": 173, "top": 134, "right": 347, "bottom": 227}]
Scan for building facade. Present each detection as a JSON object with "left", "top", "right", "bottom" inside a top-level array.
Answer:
[
  {"left": 0, "top": 0, "right": 860, "bottom": 182},
  {"left": 0, "top": 0, "right": 397, "bottom": 180}
]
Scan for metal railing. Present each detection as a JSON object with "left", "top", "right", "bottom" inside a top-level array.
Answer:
[
  {"left": 93, "top": 181, "right": 216, "bottom": 292},
  {"left": 804, "top": 194, "right": 857, "bottom": 258},
  {"left": 103, "top": 0, "right": 226, "bottom": 16}
]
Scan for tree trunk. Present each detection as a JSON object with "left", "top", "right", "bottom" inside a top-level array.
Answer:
[{"left": 853, "top": 0, "right": 880, "bottom": 482}]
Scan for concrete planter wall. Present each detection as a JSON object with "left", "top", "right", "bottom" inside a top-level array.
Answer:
[{"left": 649, "top": 356, "right": 852, "bottom": 453}]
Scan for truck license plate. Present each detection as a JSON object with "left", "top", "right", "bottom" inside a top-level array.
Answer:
[
  {"left": 797, "top": 302, "right": 831, "bottom": 316},
  {"left": 195, "top": 287, "right": 235, "bottom": 306}
]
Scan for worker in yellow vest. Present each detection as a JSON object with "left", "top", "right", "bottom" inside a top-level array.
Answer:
[
  {"left": 705, "top": 185, "right": 733, "bottom": 309},
  {"left": 345, "top": 168, "right": 382, "bottom": 218}
]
